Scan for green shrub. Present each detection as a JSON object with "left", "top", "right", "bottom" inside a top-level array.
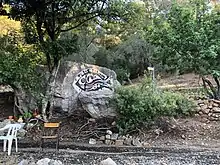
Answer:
[{"left": 113, "top": 78, "right": 195, "bottom": 134}]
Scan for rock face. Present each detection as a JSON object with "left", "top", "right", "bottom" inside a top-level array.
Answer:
[{"left": 53, "top": 61, "right": 120, "bottom": 118}]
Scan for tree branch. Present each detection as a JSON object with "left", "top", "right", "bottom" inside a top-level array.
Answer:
[
  {"left": 213, "top": 75, "right": 220, "bottom": 99},
  {"left": 60, "top": 14, "right": 102, "bottom": 32},
  {"left": 202, "top": 77, "right": 217, "bottom": 99}
]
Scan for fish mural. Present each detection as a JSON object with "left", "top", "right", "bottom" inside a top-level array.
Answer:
[{"left": 72, "top": 68, "right": 113, "bottom": 92}]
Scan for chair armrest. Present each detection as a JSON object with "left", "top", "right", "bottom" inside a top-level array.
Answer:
[
  {"left": 0, "top": 127, "right": 6, "bottom": 131},
  {"left": 0, "top": 124, "right": 11, "bottom": 131}
]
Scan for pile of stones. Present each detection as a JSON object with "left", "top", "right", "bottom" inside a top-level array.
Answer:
[
  {"left": 89, "top": 130, "right": 149, "bottom": 147},
  {"left": 195, "top": 98, "right": 220, "bottom": 121},
  {"left": 18, "top": 158, "right": 63, "bottom": 165},
  {"left": 19, "top": 157, "right": 117, "bottom": 165}
]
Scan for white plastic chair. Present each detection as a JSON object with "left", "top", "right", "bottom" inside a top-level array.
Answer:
[{"left": 0, "top": 124, "right": 22, "bottom": 155}]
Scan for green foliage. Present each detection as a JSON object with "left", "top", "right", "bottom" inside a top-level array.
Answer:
[
  {"left": 146, "top": 0, "right": 220, "bottom": 75},
  {"left": 113, "top": 76, "right": 195, "bottom": 134},
  {"left": 21, "top": 21, "right": 38, "bottom": 44},
  {"left": 97, "top": 1, "right": 148, "bottom": 41},
  {"left": 0, "top": 16, "right": 21, "bottom": 36},
  {"left": 10, "top": 0, "right": 137, "bottom": 73},
  {"left": 145, "top": 0, "right": 220, "bottom": 99},
  {"left": 63, "top": 31, "right": 97, "bottom": 63},
  {"left": 22, "top": 111, "right": 32, "bottom": 121},
  {"left": 0, "top": 30, "right": 45, "bottom": 95},
  {"left": 93, "top": 34, "right": 154, "bottom": 83}
]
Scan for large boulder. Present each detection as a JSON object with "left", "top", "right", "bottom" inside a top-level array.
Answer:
[{"left": 53, "top": 61, "right": 120, "bottom": 118}]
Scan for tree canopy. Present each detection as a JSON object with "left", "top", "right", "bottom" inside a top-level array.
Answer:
[
  {"left": 10, "top": 0, "right": 137, "bottom": 72},
  {"left": 146, "top": 0, "right": 220, "bottom": 99},
  {"left": 146, "top": 0, "right": 220, "bottom": 75},
  {"left": 1, "top": 0, "right": 220, "bottom": 118}
]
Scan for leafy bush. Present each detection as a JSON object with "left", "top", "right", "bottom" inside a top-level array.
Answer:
[
  {"left": 93, "top": 34, "right": 154, "bottom": 83},
  {"left": 113, "top": 77, "right": 195, "bottom": 134}
]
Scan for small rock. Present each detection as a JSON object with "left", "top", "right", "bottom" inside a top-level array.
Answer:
[
  {"left": 106, "top": 134, "right": 111, "bottom": 139},
  {"left": 209, "top": 116, "right": 219, "bottom": 121},
  {"left": 124, "top": 138, "right": 132, "bottom": 146},
  {"left": 195, "top": 106, "right": 201, "bottom": 112},
  {"left": 37, "top": 158, "right": 63, "bottom": 165},
  {"left": 100, "top": 136, "right": 105, "bottom": 141},
  {"left": 194, "top": 113, "right": 200, "bottom": 117},
  {"left": 30, "top": 162, "right": 37, "bottom": 165},
  {"left": 111, "top": 121, "right": 116, "bottom": 126},
  {"left": 202, "top": 108, "right": 210, "bottom": 114},
  {"left": 115, "top": 140, "right": 124, "bottom": 146},
  {"left": 49, "top": 160, "right": 63, "bottom": 165},
  {"left": 161, "top": 163, "right": 167, "bottom": 165},
  {"left": 208, "top": 105, "right": 213, "bottom": 109},
  {"left": 18, "top": 160, "right": 29, "bottom": 165},
  {"left": 142, "top": 142, "right": 151, "bottom": 147},
  {"left": 212, "top": 113, "right": 219, "bottom": 118},
  {"left": 204, "top": 100, "right": 209, "bottom": 104},
  {"left": 111, "top": 133, "right": 119, "bottom": 140},
  {"left": 105, "top": 139, "right": 111, "bottom": 145},
  {"left": 213, "top": 107, "right": 220, "bottom": 113},
  {"left": 96, "top": 140, "right": 104, "bottom": 144},
  {"left": 197, "top": 99, "right": 204, "bottom": 104},
  {"left": 89, "top": 138, "right": 97, "bottom": 145},
  {"left": 154, "top": 128, "right": 163, "bottom": 135},
  {"left": 106, "top": 130, "right": 113, "bottom": 135},
  {"left": 100, "top": 158, "right": 117, "bottom": 165},
  {"left": 201, "top": 105, "right": 208, "bottom": 110},
  {"left": 118, "top": 136, "right": 126, "bottom": 140},
  {"left": 132, "top": 138, "right": 142, "bottom": 147},
  {"left": 181, "top": 134, "right": 186, "bottom": 139},
  {"left": 200, "top": 117, "right": 209, "bottom": 123},
  {"left": 213, "top": 99, "right": 220, "bottom": 104},
  {"left": 37, "top": 158, "right": 51, "bottom": 165},
  {"left": 199, "top": 103, "right": 205, "bottom": 106},
  {"left": 88, "top": 118, "right": 96, "bottom": 122},
  {"left": 213, "top": 103, "right": 219, "bottom": 107}
]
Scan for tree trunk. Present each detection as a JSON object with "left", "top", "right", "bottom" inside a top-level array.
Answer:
[
  {"left": 41, "top": 60, "right": 60, "bottom": 121},
  {"left": 14, "top": 88, "right": 29, "bottom": 115},
  {"left": 202, "top": 76, "right": 220, "bottom": 100}
]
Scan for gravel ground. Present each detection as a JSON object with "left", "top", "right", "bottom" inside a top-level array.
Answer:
[{"left": 1, "top": 146, "right": 220, "bottom": 165}]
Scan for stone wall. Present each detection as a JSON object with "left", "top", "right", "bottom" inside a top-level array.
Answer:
[{"left": 195, "top": 98, "right": 220, "bottom": 122}]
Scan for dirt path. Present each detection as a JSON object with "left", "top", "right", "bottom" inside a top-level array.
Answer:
[{"left": 1, "top": 145, "right": 220, "bottom": 165}]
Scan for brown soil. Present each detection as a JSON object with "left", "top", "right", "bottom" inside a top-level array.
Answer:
[
  {"left": 1, "top": 73, "right": 220, "bottom": 149},
  {"left": 132, "top": 73, "right": 215, "bottom": 90},
  {"left": 24, "top": 110, "right": 220, "bottom": 150}
]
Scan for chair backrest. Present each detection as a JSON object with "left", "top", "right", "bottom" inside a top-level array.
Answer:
[
  {"left": 43, "top": 122, "right": 60, "bottom": 137},
  {"left": 4, "top": 124, "right": 22, "bottom": 137},
  {"left": 44, "top": 122, "right": 60, "bottom": 128}
]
